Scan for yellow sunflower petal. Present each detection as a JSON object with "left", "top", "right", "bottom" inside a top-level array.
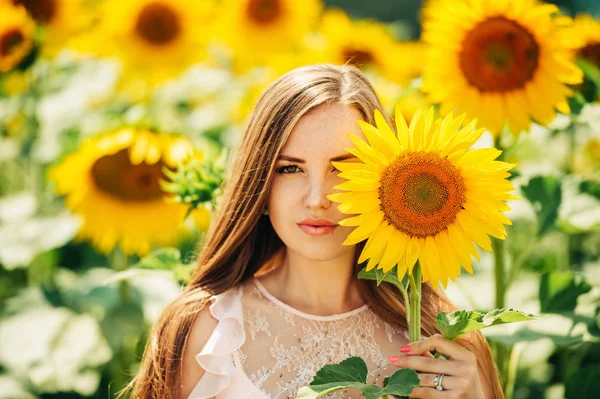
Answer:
[
  {"left": 374, "top": 109, "right": 402, "bottom": 154},
  {"left": 378, "top": 230, "right": 408, "bottom": 273},
  {"left": 347, "top": 134, "right": 390, "bottom": 168},
  {"left": 456, "top": 212, "right": 493, "bottom": 252},
  {"left": 359, "top": 224, "right": 390, "bottom": 263},
  {"left": 334, "top": 179, "right": 380, "bottom": 192},
  {"left": 341, "top": 211, "right": 384, "bottom": 245},
  {"left": 394, "top": 102, "right": 411, "bottom": 149},
  {"left": 357, "top": 120, "right": 397, "bottom": 159}
]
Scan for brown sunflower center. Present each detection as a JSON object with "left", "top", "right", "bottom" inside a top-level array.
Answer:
[
  {"left": 13, "top": 0, "right": 56, "bottom": 24},
  {"left": 342, "top": 48, "right": 374, "bottom": 66},
  {"left": 91, "top": 149, "right": 167, "bottom": 201},
  {"left": 379, "top": 152, "right": 466, "bottom": 238},
  {"left": 247, "top": 0, "right": 281, "bottom": 24},
  {"left": 578, "top": 42, "right": 600, "bottom": 70},
  {"left": 0, "top": 29, "right": 24, "bottom": 57},
  {"left": 459, "top": 16, "right": 539, "bottom": 92},
  {"left": 135, "top": 2, "right": 181, "bottom": 46}
]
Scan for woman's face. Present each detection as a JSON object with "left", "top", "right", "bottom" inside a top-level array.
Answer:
[{"left": 267, "top": 102, "right": 367, "bottom": 261}]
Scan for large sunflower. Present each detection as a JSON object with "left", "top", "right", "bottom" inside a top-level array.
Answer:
[
  {"left": 47, "top": 128, "right": 200, "bottom": 256},
  {"left": 421, "top": 0, "right": 583, "bottom": 135},
  {"left": 328, "top": 107, "right": 517, "bottom": 289},
  {"left": 4, "top": 0, "right": 91, "bottom": 58},
  {"left": 74, "top": 0, "right": 214, "bottom": 85},
  {"left": 216, "top": 0, "right": 322, "bottom": 71},
  {"left": 0, "top": 3, "right": 35, "bottom": 73}
]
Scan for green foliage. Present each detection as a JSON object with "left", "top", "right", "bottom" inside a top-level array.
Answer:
[
  {"left": 107, "top": 248, "right": 194, "bottom": 284},
  {"left": 567, "top": 91, "right": 587, "bottom": 116},
  {"left": 487, "top": 328, "right": 585, "bottom": 347},
  {"left": 576, "top": 58, "right": 600, "bottom": 104},
  {"left": 539, "top": 271, "right": 592, "bottom": 313},
  {"left": 565, "top": 364, "right": 600, "bottom": 398},
  {"left": 358, "top": 267, "right": 409, "bottom": 291},
  {"left": 160, "top": 149, "right": 227, "bottom": 218},
  {"left": 521, "top": 176, "right": 562, "bottom": 237},
  {"left": 296, "top": 357, "right": 419, "bottom": 399},
  {"left": 580, "top": 180, "right": 600, "bottom": 201},
  {"left": 436, "top": 309, "right": 541, "bottom": 341}
]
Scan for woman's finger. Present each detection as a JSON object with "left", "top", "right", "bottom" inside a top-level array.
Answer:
[
  {"left": 401, "top": 334, "right": 473, "bottom": 361},
  {"left": 417, "top": 372, "right": 459, "bottom": 390},
  {"left": 389, "top": 354, "right": 454, "bottom": 376}
]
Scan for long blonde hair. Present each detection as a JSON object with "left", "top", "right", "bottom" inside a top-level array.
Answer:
[{"left": 122, "top": 64, "right": 504, "bottom": 399}]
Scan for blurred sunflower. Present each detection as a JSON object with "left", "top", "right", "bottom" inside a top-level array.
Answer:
[
  {"left": 216, "top": 0, "right": 323, "bottom": 71},
  {"left": 74, "top": 0, "right": 214, "bottom": 85},
  {"left": 0, "top": 3, "right": 35, "bottom": 73},
  {"left": 328, "top": 107, "right": 517, "bottom": 288},
  {"left": 422, "top": 0, "right": 583, "bottom": 135},
  {"left": 319, "top": 9, "right": 401, "bottom": 83},
  {"left": 48, "top": 128, "right": 200, "bottom": 256},
  {"left": 391, "top": 41, "right": 428, "bottom": 86},
  {"left": 569, "top": 14, "right": 600, "bottom": 100},
  {"left": 570, "top": 15, "right": 600, "bottom": 68},
  {"left": 4, "top": 0, "right": 91, "bottom": 58}
]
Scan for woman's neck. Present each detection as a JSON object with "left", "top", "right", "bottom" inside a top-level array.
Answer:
[{"left": 256, "top": 249, "right": 366, "bottom": 316}]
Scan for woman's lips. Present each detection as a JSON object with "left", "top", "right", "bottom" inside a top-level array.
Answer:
[{"left": 298, "top": 224, "right": 338, "bottom": 236}]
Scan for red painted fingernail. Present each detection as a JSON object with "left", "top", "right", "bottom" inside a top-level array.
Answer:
[
  {"left": 388, "top": 355, "right": 400, "bottom": 362},
  {"left": 400, "top": 345, "right": 411, "bottom": 353}
]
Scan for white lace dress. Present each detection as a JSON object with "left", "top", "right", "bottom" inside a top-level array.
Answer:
[{"left": 187, "top": 277, "right": 410, "bottom": 399}]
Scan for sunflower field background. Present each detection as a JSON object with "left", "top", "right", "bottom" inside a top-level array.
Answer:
[{"left": 0, "top": 0, "right": 599, "bottom": 398}]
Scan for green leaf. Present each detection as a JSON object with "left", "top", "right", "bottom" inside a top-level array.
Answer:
[
  {"left": 173, "top": 263, "right": 195, "bottom": 283},
  {"left": 539, "top": 271, "right": 591, "bottom": 313},
  {"left": 567, "top": 91, "right": 587, "bottom": 116},
  {"left": 377, "top": 369, "right": 421, "bottom": 398},
  {"left": 566, "top": 364, "right": 600, "bottom": 399},
  {"left": 103, "top": 268, "right": 173, "bottom": 285},
  {"left": 579, "top": 180, "right": 600, "bottom": 201},
  {"left": 311, "top": 356, "right": 368, "bottom": 385},
  {"left": 358, "top": 267, "right": 409, "bottom": 292},
  {"left": 487, "top": 328, "right": 585, "bottom": 347},
  {"left": 296, "top": 357, "right": 419, "bottom": 399},
  {"left": 132, "top": 247, "right": 182, "bottom": 270},
  {"left": 521, "top": 176, "right": 562, "bottom": 236},
  {"left": 576, "top": 58, "right": 600, "bottom": 103},
  {"left": 436, "top": 309, "right": 541, "bottom": 340}
]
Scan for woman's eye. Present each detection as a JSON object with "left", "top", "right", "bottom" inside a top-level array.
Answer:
[{"left": 276, "top": 165, "right": 300, "bottom": 174}]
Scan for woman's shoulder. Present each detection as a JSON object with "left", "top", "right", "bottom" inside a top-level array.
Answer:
[{"left": 181, "top": 284, "right": 246, "bottom": 399}]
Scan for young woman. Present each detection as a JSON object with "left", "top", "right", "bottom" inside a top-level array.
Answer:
[{"left": 123, "top": 64, "right": 504, "bottom": 399}]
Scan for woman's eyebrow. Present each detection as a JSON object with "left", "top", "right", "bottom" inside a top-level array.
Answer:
[{"left": 277, "top": 154, "right": 358, "bottom": 163}]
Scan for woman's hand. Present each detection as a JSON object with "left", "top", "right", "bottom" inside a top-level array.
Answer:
[{"left": 388, "top": 334, "right": 486, "bottom": 399}]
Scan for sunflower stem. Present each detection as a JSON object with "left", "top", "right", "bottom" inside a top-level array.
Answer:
[
  {"left": 504, "top": 345, "right": 523, "bottom": 399},
  {"left": 492, "top": 237, "right": 509, "bottom": 388},
  {"left": 408, "top": 262, "right": 422, "bottom": 342},
  {"left": 111, "top": 246, "right": 131, "bottom": 303},
  {"left": 400, "top": 285, "right": 410, "bottom": 327}
]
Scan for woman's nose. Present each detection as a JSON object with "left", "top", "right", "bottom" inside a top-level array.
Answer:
[{"left": 303, "top": 177, "right": 333, "bottom": 210}]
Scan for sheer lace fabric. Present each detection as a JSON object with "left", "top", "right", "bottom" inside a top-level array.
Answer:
[{"left": 233, "top": 278, "right": 410, "bottom": 398}]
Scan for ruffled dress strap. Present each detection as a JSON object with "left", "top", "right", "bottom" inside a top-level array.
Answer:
[{"left": 187, "top": 286, "right": 245, "bottom": 399}]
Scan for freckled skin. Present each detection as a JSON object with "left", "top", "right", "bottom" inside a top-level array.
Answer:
[{"left": 267, "top": 103, "right": 368, "bottom": 262}]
